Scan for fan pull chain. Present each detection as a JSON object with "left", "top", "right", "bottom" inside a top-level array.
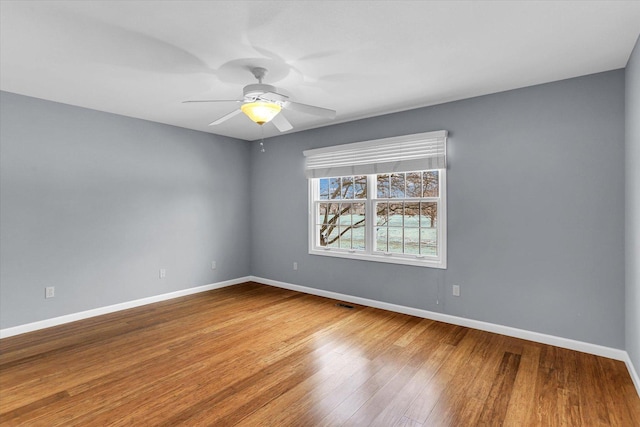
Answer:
[{"left": 260, "top": 125, "right": 266, "bottom": 152}]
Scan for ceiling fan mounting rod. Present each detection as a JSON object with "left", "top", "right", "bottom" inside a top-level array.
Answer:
[{"left": 250, "top": 67, "right": 268, "bottom": 84}]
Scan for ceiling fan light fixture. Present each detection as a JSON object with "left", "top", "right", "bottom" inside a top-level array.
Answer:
[{"left": 241, "top": 101, "right": 281, "bottom": 125}]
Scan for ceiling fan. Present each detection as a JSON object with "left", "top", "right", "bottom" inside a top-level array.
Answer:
[{"left": 183, "top": 67, "right": 336, "bottom": 132}]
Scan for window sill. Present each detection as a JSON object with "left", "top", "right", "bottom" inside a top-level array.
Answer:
[{"left": 309, "top": 247, "right": 446, "bottom": 269}]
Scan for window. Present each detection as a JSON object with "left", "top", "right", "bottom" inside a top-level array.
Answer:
[{"left": 305, "top": 131, "right": 447, "bottom": 268}]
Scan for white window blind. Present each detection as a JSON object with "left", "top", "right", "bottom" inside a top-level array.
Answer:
[{"left": 304, "top": 130, "right": 447, "bottom": 179}]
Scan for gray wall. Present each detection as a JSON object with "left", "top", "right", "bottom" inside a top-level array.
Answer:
[
  {"left": 251, "top": 70, "right": 626, "bottom": 349},
  {"left": 0, "top": 69, "right": 628, "bottom": 352},
  {"left": 0, "top": 92, "right": 251, "bottom": 329},
  {"left": 626, "top": 37, "right": 640, "bottom": 376}
]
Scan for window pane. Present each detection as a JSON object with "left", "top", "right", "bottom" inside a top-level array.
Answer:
[
  {"left": 352, "top": 224, "right": 365, "bottom": 250},
  {"left": 318, "top": 224, "right": 333, "bottom": 246},
  {"left": 376, "top": 227, "right": 388, "bottom": 252},
  {"left": 339, "top": 203, "right": 352, "bottom": 225},
  {"left": 318, "top": 203, "right": 328, "bottom": 224},
  {"left": 376, "top": 202, "right": 388, "bottom": 226},
  {"left": 390, "top": 173, "right": 405, "bottom": 198},
  {"left": 317, "top": 225, "right": 326, "bottom": 246},
  {"left": 352, "top": 203, "right": 365, "bottom": 228},
  {"left": 354, "top": 176, "right": 367, "bottom": 199},
  {"left": 321, "top": 203, "right": 341, "bottom": 225},
  {"left": 342, "top": 176, "right": 354, "bottom": 199},
  {"left": 387, "top": 227, "right": 403, "bottom": 253},
  {"left": 325, "top": 226, "right": 340, "bottom": 248},
  {"left": 325, "top": 203, "right": 340, "bottom": 224},
  {"left": 423, "top": 171, "right": 439, "bottom": 197},
  {"left": 420, "top": 202, "right": 437, "bottom": 228},
  {"left": 420, "top": 228, "right": 437, "bottom": 256},
  {"left": 404, "top": 202, "right": 420, "bottom": 228},
  {"left": 329, "top": 177, "right": 341, "bottom": 199},
  {"left": 406, "top": 172, "right": 422, "bottom": 198},
  {"left": 340, "top": 227, "right": 352, "bottom": 249},
  {"left": 388, "top": 203, "right": 403, "bottom": 226},
  {"left": 377, "top": 174, "right": 390, "bottom": 198},
  {"left": 404, "top": 228, "right": 420, "bottom": 255},
  {"left": 320, "top": 178, "right": 330, "bottom": 200}
]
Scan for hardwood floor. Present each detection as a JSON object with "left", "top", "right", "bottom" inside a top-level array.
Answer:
[{"left": 1, "top": 282, "right": 638, "bottom": 426}]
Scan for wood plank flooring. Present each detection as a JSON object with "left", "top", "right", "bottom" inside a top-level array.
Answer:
[{"left": 1, "top": 282, "right": 639, "bottom": 426}]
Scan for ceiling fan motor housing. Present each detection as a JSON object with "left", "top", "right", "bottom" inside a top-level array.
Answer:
[{"left": 243, "top": 84, "right": 277, "bottom": 102}]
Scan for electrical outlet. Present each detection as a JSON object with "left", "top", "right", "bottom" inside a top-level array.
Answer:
[
  {"left": 159, "top": 268, "right": 166, "bottom": 279},
  {"left": 452, "top": 285, "right": 460, "bottom": 297},
  {"left": 293, "top": 262, "right": 298, "bottom": 271},
  {"left": 45, "top": 286, "right": 55, "bottom": 299},
  {"left": 211, "top": 261, "right": 217, "bottom": 270}
]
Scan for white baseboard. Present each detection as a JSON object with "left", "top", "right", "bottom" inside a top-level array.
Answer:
[
  {"left": 0, "top": 276, "right": 250, "bottom": 339},
  {"left": 625, "top": 353, "right": 640, "bottom": 398}
]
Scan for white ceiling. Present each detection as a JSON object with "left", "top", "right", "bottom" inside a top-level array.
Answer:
[{"left": 1, "top": 1, "right": 639, "bottom": 142}]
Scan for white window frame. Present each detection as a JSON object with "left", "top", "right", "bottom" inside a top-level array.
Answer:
[
  {"left": 307, "top": 169, "right": 447, "bottom": 269},
  {"left": 305, "top": 131, "right": 447, "bottom": 269}
]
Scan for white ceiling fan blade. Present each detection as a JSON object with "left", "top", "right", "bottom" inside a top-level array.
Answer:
[
  {"left": 183, "top": 99, "right": 242, "bottom": 104},
  {"left": 271, "top": 113, "right": 293, "bottom": 132},
  {"left": 283, "top": 100, "right": 336, "bottom": 119},
  {"left": 209, "top": 108, "right": 242, "bottom": 126}
]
